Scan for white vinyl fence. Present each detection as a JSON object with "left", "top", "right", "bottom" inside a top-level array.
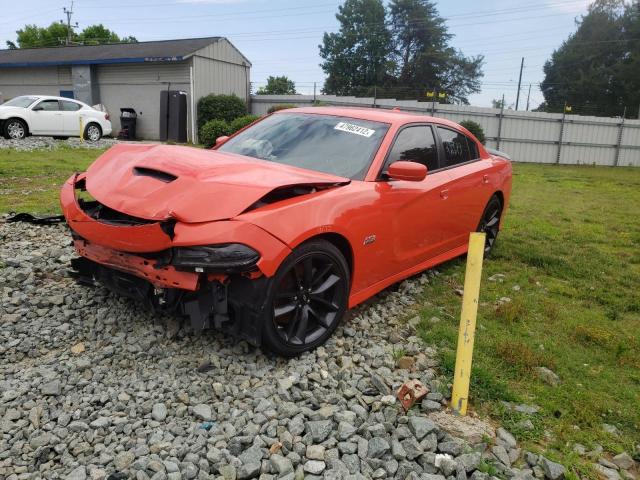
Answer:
[{"left": 250, "top": 95, "right": 640, "bottom": 167}]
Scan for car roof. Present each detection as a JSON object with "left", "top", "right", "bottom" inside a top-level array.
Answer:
[
  {"left": 275, "top": 106, "right": 464, "bottom": 129},
  {"left": 18, "top": 95, "right": 87, "bottom": 105}
]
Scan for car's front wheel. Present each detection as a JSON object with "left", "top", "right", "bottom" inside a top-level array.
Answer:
[
  {"left": 84, "top": 123, "right": 102, "bottom": 142},
  {"left": 262, "top": 239, "right": 350, "bottom": 357},
  {"left": 4, "top": 119, "right": 27, "bottom": 140}
]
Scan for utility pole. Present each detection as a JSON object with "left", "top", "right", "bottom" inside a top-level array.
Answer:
[
  {"left": 525, "top": 83, "right": 532, "bottom": 111},
  {"left": 313, "top": 82, "right": 317, "bottom": 103},
  {"left": 515, "top": 57, "right": 524, "bottom": 110},
  {"left": 62, "top": 2, "right": 78, "bottom": 46}
]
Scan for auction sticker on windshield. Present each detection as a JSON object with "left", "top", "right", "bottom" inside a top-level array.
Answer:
[{"left": 334, "top": 122, "right": 375, "bottom": 138}]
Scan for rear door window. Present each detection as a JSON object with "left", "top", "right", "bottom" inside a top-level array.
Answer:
[
  {"left": 61, "top": 101, "right": 82, "bottom": 111},
  {"left": 438, "top": 127, "right": 477, "bottom": 167},
  {"left": 385, "top": 125, "right": 439, "bottom": 172}
]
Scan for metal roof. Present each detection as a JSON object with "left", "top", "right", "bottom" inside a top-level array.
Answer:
[{"left": 0, "top": 37, "right": 250, "bottom": 68}]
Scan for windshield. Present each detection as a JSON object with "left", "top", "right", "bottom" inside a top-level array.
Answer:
[
  {"left": 218, "top": 113, "right": 389, "bottom": 179},
  {"left": 2, "top": 96, "right": 39, "bottom": 108}
]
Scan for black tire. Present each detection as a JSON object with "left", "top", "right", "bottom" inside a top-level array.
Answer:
[
  {"left": 477, "top": 195, "right": 503, "bottom": 256},
  {"left": 261, "top": 239, "right": 350, "bottom": 357},
  {"left": 84, "top": 123, "right": 102, "bottom": 142},
  {"left": 4, "top": 118, "right": 27, "bottom": 140}
]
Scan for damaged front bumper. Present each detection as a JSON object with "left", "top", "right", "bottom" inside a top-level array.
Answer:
[{"left": 61, "top": 173, "right": 291, "bottom": 346}]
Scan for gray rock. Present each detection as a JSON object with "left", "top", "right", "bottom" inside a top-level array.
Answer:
[
  {"left": 337, "top": 421, "right": 357, "bottom": 441},
  {"left": 539, "top": 457, "right": 565, "bottom": 480},
  {"left": 534, "top": 367, "right": 560, "bottom": 386},
  {"left": 457, "top": 453, "right": 481, "bottom": 473},
  {"left": 41, "top": 380, "right": 61, "bottom": 395},
  {"left": 270, "top": 454, "right": 294, "bottom": 475},
  {"left": 401, "top": 438, "right": 423, "bottom": 461},
  {"left": 594, "top": 464, "right": 621, "bottom": 480},
  {"left": 497, "top": 428, "right": 517, "bottom": 449},
  {"left": 612, "top": 453, "right": 634, "bottom": 471},
  {"left": 492, "top": 445, "right": 511, "bottom": 467},
  {"left": 90, "top": 417, "right": 110, "bottom": 429},
  {"left": 152, "top": 403, "right": 168, "bottom": 421},
  {"left": 306, "top": 420, "right": 333, "bottom": 443},
  {"left": 192, "top": 404, "right": 212, "bottom": 421},
  {"left": 115, "top": 451, "right": 136, "bottom": 470},
  {"left": 238, "top": 463, "right": 261, "bottom": 480},
  {"left": 306, "top": 445, "right": 326, "bottom": 461},
  {"left": 304, "top": 460, "right": 326, "bottom": 475},
  {"left": 66, "top": 466, "right": 87, "bottom": 480},
  {"left": 368, "top": 437, "right": 390, "bottom": 459},
  {"left": 219, "top": 465, "right": 237, "bottom": 480},
  {"left": 408, "top": 417, "right": 437, "bottom": 440}
]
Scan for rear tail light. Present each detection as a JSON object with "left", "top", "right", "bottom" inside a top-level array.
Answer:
[{"left": 105, "top": 113, "right": 110, "bottom": 121}]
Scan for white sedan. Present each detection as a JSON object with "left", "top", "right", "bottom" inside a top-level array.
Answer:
[{"left": 0, "top": 95, "right": 112, "bottom": 141}]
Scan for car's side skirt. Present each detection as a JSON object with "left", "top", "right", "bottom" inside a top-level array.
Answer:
[{"left": 348, "top": 243, "right": 468, "bottom": 308}]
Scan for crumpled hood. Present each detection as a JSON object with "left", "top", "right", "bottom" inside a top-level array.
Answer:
[{"left": 85, "top": 144, "right": 350, "bottom": 223}]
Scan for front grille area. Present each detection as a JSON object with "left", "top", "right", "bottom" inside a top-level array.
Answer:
[{"left": 75, "top": 179, "right": 156, "bottom": 227}]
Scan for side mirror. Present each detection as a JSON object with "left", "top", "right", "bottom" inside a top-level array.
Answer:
[
  {"left": 387, "top": 161, "right": 427, "bottom": 181},
  {"left": 214, "top": 136, "right": 229, "bottom": 147},
  {"left": 32, "top": 106, "right": 43, "bottom": 111}
]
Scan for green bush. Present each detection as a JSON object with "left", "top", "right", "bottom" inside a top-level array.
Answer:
[
  {"left": 229, "top": 114, "right": 260, "bottom": 134},
  {"left": 197, "top": 94, "right": 246, "bottom": 129},
  {"left": 199, "top": 119, "right": 231, "bottom": 148},
  {"left": 459, "top": 120, "right": 486, "bottom": 145},
  {"left": 267, "top": 104, "right": 296, "bottom": 114}
]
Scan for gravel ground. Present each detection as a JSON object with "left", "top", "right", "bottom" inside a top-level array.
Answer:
[
  {"left": 0, "top": 222, "right": 559, "bottom": 480},
  {"left": 0, "top": 136, "right": 118, "bottom": 151}
]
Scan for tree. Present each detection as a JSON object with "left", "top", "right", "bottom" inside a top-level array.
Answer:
[
  {"left": 319, "top": 0, "right": 394, "bottom": 95},
  {"left": 318, "top": 0, "right": 483, "bottom": 103},
  {"left": 387, "top": 0, "right": 483, "bottom": 103},
  {"left": 540, "top": 0, "right": 639, "bottom": 117},
  {"left": 7, "top": 22, "right": 137, "bottom": 49},
  {"left": 492, "top": 98, "right": 506, "bottom": 109},
  {"left": 256, "top": 76, "right": 297, "bottom": 95}
]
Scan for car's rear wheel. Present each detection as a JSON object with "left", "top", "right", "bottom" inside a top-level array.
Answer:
[
  {"left": 4, "top": 119, "right": 27, "bottom": 140},
  {"left": 477, "top": 195, "right": 503, "bottom": 255},
  {"left": 262, "top": 239, "right": 350, "bottom": 357},
  {"left": 84, "top": 123, "right": 102, "bottom": 142}
]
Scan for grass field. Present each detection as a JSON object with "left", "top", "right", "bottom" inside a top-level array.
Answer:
[
  {"left": 416, "top": 163, "right": 640, "bottom": 477},
  {"left": 0, "top": 147, "right": 105, "bottom": 213},
  {"left": 1, "top": 147, "right": 639, "bottom": 475}
]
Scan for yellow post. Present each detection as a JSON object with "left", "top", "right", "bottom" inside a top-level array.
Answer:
[
  {"left": 79, "top": 117, "right": 84, "bottom": 143},
  {"left": 451, "top": 231, "right": 486, "bottom": 415}
]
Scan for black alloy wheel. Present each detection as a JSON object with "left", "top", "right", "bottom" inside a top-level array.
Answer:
[
  {"left": 262, "top": 240, "right": 349, "bottom": 356},
  {"left": 477, "top": 195, "right": 503, "bottom": 255}
]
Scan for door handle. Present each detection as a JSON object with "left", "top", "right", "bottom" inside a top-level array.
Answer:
[
  {"left": 482, "top": 174, "right": 490, "bottom": 184},
  {"left": 440, "top": 189, "right": 449, "bottom": 199}
]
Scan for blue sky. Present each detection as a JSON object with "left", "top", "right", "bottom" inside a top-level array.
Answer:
[{"left": 0, "top": 0, "right": 593, "bottom": 108}]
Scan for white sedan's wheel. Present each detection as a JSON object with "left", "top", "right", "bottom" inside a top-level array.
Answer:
[
  {"left": 85, "top": 124, "right": 102, "bottom": 142},
  {"left": 6, "top": 119, "right": 26, "bottom": 140}
]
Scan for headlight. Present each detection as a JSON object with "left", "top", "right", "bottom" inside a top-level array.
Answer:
[{"left": 170, "top": 244, "right": 260, "bottom": 273}]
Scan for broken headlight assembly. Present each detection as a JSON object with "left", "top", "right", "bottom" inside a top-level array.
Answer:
[{"left": 167, "top": 244, "right": 260, "bottom": 273}]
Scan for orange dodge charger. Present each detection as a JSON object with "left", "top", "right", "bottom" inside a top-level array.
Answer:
[{"left": 61, "top": 107, "right": 512, "bottom": 356}]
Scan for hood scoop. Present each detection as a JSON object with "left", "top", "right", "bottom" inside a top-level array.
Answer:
[{"left": 133, "top": 166, "right": 177, "bottom": 183}]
